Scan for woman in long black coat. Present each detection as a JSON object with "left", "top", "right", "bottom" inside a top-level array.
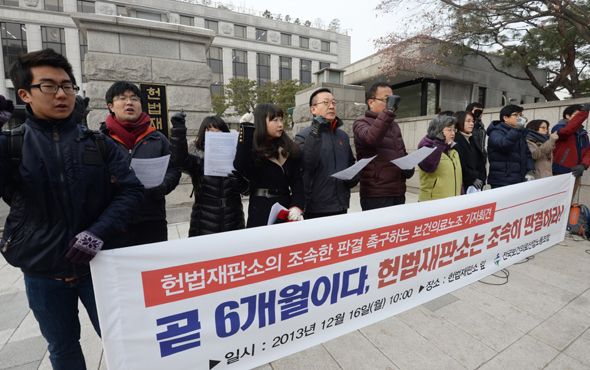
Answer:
[
  {"left": 170, "top": 115, "right": 246, "bottom": 236},
  {"left": 453, "top": 111, "right": 487, "bottom": 191},
  {"left": 233, "top": 103, "right": 305, "bottom": 228}
]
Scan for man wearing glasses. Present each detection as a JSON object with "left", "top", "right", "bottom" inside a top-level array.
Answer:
[
  {"left": 100, "top": 81, "right": 180, "bottom": 245},
  {"left": 0, "top": 49, "right": 144, "bottom": 369},
  {"left": 353, "top": 82, "right": 414, "bottom": 211},
  {"left": 295, "top": 88, "right": 358, "bottom": 219},
  {"left": 486, "top": 104, "right": 535, "bottom": 188}
]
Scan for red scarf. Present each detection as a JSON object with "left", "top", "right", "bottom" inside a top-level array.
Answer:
[{"left": 105, "top": 112, "right": 152, "bottom": 149}]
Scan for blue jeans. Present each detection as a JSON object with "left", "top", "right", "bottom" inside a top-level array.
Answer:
[{"left": 24, "top": 274, "right": 101, "bottom": 370}]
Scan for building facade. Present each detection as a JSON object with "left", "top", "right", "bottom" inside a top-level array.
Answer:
[{"left": 0, "top": 0, "right": 351, "bottom": 103}]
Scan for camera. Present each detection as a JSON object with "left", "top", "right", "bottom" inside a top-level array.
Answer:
[{"left": 386, "top": 95, "right": 401, "bottom": 111}]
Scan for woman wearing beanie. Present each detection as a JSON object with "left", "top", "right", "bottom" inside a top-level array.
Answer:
[
  {"left": 453, "top": 111, "right": 487, "bottom": 192},
  {"left": 417, "top": 115, "right": 463, "bottom": 202},
  {"left": 233, "top": 103, "right": 304, "bottom": 227},
  {"left": 526, "top": 119, "right": 558, "bottom": 179}
]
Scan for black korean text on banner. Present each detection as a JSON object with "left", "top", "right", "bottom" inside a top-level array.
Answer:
[{"left": 139, "top": 83, "right": 169, "bottom": 138}]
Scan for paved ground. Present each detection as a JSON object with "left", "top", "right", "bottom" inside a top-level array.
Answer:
[{"left": 2, "top": 192, "right": 590, "bottom": 369}]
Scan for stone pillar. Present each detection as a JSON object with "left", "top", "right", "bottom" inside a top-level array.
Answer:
[{"left": 71, "top": 13, "right": 215, "bottom": 224}]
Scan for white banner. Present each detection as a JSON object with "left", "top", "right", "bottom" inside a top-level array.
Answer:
[{"left": 91, "top": 174, "right": 574, "bottom": 370}]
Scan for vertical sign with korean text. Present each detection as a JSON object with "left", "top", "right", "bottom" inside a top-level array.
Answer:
[
  {"left": 139, "top": 83, "right": 169, "bottom": 138},
  {"left": 91, "top": 175, "right": 575, "bottom": 370}
]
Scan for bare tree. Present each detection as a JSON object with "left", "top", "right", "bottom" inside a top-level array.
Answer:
[{"left": 374, "top": 0, "right": 590, "bottom": 100}]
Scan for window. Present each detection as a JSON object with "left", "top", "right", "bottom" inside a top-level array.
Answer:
[
  {"left": 319, "top": 62, "right": 330, "bottom": 70},
  {"left": 390, "top": 79, "right": 439, "bottom": 119},
  {"left": 117, "top": 5, "right": 128, "bottom": 16},
  {"left": 45, "top": 0, "right": 63, "bottom": 12},
  {"left": 79, "top": 32, "right": 88, "bottom": 83},
  {"left": 232, "top": 50, "right": 247, "bottom": 79},
  {"left": 41, "top": 26, "right": 66, "bottom": 56},
  {"left": 136, "top": 11, "right": 161, "bottom": 22},
  {"left": 256, "top": 29, "right": 267, "bottom": 42},
  {"left": 279, "top": 57, "right": 291, "bottom": 81},
  {"left": 257, "top": 53, "right": 270, "bottom": 87},
  {"left": 77, "top": 0, "right": 95, "bottom": 13},
  {"left": 207, "top": 46, "right": 223, "bottom": 96},
  {"left": 234, "top": 25, "right": 246, "bottom": 39},
  {"left": 478, "top": 87, "right": 486, "bottom": 108},
  {"left": 180, "top": 16, "right": 194, "bottom": 27},
  {"left": 321, "top": 40, "right": 330, "bottom": 52},
  {"left": 1, "top": 23, "right": 27, "bottom": 79},
  {"left": 299, "top": 37, "right": 309, "bottom": 49},
  {"left": 205, "top": 20, "right": 218, "bottom": 34},
  {"left": 0, "top": 0, "right": 19, "bottom": 6},
  {"left": 300, "top": 59, "right": 311, "bottom": 85},
  {"left": 281, "top": 34, "right": 291, "bottom": 46}
]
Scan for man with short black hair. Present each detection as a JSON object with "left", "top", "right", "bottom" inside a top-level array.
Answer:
[
  {"left": 101, "top": 81, "right": 180, "bottom": 245},
  {"left": 353, "top": 82, "right": 413, "bottom": 211},
  {"left": 295, "top": 88, "right": 357, "bottom": 219},
  {"left": 0, "top": 48, "right": 144, "bottom": 369},
  {"left": 486, "top": 104, "right": 535, "bottom": 188},
  {"left": 552, "top": 102, "right": 590, "bottom": 201}
]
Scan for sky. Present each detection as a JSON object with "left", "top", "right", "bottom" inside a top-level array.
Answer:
[{"left": 223, "top": 0, "right": 399, "bottom": 63}]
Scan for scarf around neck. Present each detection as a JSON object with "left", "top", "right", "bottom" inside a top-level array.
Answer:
[
  {"left": 106, "top": 112, "right": 152, "bottom": 149},
  {"left": 526, "top": 129, "right": 549, "bottom": 143}
]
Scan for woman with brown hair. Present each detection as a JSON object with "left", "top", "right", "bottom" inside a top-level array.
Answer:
[
  {"left": 526, "top": 119, "right": 558, "bottom": 179},
  {"left": 233, "top": 103, "right": 304, "bottom": 227},
  {"left": 453, "top": 111, "right": 487, "bottom": 191}
]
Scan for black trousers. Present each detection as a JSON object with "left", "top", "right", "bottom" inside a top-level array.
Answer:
[
  {"left": 125, "top": 219, "right": 168, "bottom": 246},
  {"left": 360, "top": 195, "right": 406, "bottom": 211}
]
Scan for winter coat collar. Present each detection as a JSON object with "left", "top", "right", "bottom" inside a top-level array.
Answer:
[
  {"left": 526, "top": 130, "right": 549, "bottom": 143},
  {"left": 25, "top": 105, "right": 77, "bottom": 132}
]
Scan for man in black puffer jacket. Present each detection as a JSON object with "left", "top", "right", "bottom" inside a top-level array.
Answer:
[
  {"left": 0, "top": 49, "right": 144, "bottom": 369},
  {"left": 295, "top": 88, "right": 358, "bottom": 219},
  {"left": 100, "top": 81, "right": 180, "bottom": 246}
]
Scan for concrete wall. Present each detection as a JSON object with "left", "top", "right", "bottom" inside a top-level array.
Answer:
[{"left": 72, "top": 12, "right": 215, "bottom": 224}]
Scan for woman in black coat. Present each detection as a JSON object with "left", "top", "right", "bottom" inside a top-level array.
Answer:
[
  {"left": 170, "top": 115, "right": 246, "bottom": 236},
  {"left": 233, "top": 103, "right": 305, "bottom": 228},
  {"left": 453, "top": 111, "right": 487, "bottom": 191}
]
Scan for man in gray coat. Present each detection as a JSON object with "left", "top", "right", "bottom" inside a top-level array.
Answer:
[{"left": 295, "top": 88, "right": 358, "bottom": 219}]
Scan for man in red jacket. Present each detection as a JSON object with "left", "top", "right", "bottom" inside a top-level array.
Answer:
[
  {"left": 552, "top": 102, "right": 590, "bottom": 201},
  {"left": 353, "top": 82, "right": 414, "bottom": 211}
]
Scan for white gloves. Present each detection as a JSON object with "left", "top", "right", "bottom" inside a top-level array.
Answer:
[
  {"left": 525, "top": 170, "right": 535, "bottom": 181},
  {"left": 288, "top": 207, "right": 304, "bottom": 221}
]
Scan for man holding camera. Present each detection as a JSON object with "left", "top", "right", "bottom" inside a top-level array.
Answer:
[
  {"left": 353, "top": 82, "right": 414, "bottom": 211},
  {"left": 295, "top": 88, "right": 358, "bottom": 219},
  {"left": 466, "top": 102, "right": 488, "bottom": 165},
  {"left": 486, "top": 104, "right": 535, "bottom": 188}
]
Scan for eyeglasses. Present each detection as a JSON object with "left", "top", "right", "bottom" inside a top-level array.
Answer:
[
  {"left": 443, "top": 128, "right": 457, "bottom": 133},
  {"left": 314, "top": 100, "right": 337, "bottom": 107},
  {"left": 114, "top": 95, "right": 141, "bottom": 102},
  {"left": 539, "top": 126, "right": 549, "bottom": 131},
  {"left": 371, "top": 97, "right": 388, "bottom": 102},
  {"left": 29, "top": 83, "right": 79, "bottom": 95},
  {"left": 510, "top": 112, "right": 523, "bottom": 117}
]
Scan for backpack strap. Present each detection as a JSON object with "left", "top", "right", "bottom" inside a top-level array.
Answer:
[
  {"left": 76, "top": 129, "right": 108, "bottom": 163},
  {"left": 9, "top": 124, "right": 25, "bottom": 170}
]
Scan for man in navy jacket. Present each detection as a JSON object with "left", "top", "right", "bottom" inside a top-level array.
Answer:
[
  {"left": 0, "top": 49, "right": 143, "bottom": 369},
  {"left": 486, "top": 104, "right": 535, "bottom": 188}
]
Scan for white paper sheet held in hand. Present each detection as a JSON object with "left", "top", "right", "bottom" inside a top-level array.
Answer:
[
  {"left": 391, "top": 147, "right": 436, "bottom": 170},
  {"left": 204, "top": 131, "right": 238, "bottom": 177},
  {"left": 268, "top": 202, "right": 289, "bottom": 225},
  {"left": 331, "top": 155, "right": 377, "bottom": 180},
  {"left": 130, "top": 155, "right": 170, "bottom": 189}
]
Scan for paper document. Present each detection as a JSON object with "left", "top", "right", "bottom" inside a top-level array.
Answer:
[
  {"left": 204, "top": 132, "right": 238, "bottom": 177},
  {"left": 391, "top": 147, "right": 436, "bottom": 170},
  {"left": 268, "top": 202, "right": 289, "bottom": 225},
  {"left": 130, "top": 155, "right": 170, "bottom": 189},
  {"left": 331, "top": 155, "right": 377, "bottom": 180}
]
